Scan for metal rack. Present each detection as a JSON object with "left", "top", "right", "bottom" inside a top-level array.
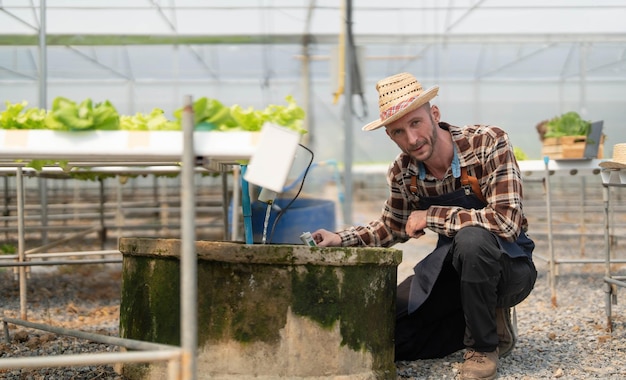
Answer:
[
  {"left": 517, "top": 158, "right": 626, "bottom": 307},
  {"left": 601, "top": 168, "right": 626, "bottom": 331},
  {"left": 0, "top": 96, "right": 256, "bottom": 379}
]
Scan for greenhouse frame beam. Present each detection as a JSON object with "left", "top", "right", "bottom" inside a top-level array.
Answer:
[
  {"left": 476, "top": 43, "right": 557, "bottom": 80},
  {"left": 2, "top": 33, "right": 626, "bottom": 46},
  {"left": 445, "top": 0, "right": 485, "bottom": 33},
  {"left": 65, "top": 45, "right": 131, "bottom": 80}
]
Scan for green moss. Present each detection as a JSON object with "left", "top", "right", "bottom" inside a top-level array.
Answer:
[
  {"left": 197, "top": 262, "right": 291, "bottom": 345},
  {"left": 340, "top": 265, "right": 396, "bottom": 371},
  {"left": 119, "top": 256, "right": 181, "bottom": 345},
  {"left": 120, "top": 242, "right": 398, "bottom": 377},
  {"left": 291, "top": 265, "right": 341, "bottom": 328},
  {"left": 289, "top": 263, "right": 396, "bottom": 375}
]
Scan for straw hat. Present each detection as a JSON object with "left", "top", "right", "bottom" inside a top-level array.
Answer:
[
  {"left": 599, "top": 143, "right": 626, "bottom": 169},
  {"left": 362, "top": 72, "right": 439, "bottom": 131}
]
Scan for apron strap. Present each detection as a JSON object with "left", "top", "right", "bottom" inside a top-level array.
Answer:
[
  {"left": 409, "top": 165, "right": 486, "bottom": 205},
  {"left": 460, "top": 167, "right": 487, "bottom": 204}
]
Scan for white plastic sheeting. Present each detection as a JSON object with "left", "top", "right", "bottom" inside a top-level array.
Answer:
[{"left": 2, "top": 0, "right": 626, "bottom": 222}]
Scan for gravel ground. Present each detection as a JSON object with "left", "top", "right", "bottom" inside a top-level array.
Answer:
[
  {"left": 0, "top": 258, "right": 124, "bottom": 380},
  {"left": 1, "top": 237, "right": 626, "bottom": 379},
  {"left": 396, "top": 269, "right": 626, "bottom": 379}
]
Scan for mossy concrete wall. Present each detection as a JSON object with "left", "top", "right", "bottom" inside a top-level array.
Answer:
[{"left": 118, "top": 238, "right": 402, "bottom": 380}]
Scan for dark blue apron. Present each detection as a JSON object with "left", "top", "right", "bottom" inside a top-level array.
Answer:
[{"left": 407, "top": 185, "right": 535, "bottom": 314}]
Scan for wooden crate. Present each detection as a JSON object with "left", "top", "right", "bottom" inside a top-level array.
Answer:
[{"left": 541, "top": 135, "right": 604, "bottom": 159}]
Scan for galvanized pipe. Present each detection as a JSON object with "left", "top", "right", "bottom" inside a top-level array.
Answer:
[
  {"left": 16, "top": 167, "right": 27, "bottom": 320},
  {"left": 604, "top": 276, "right": 626, "bottom": 286},
  {"left": 24, "top": 226, "right": 101, "bottom": 255},
  {"left": 0, "top": 259, "right": 121, "bottom": 268},
  {"left": 2, "top": 317, "right": 175, "bottom": 351},
  {"left": 180, "top": 95, "right": 197, "bottom": 379},
  {"left": 0, "top": 349, "right": 181, "bottom": 370},
  {"left": 603, "top": 184, "right": 613, "bottom": 330},
  {"left": 231, "top": 165, "right": 241, "bottom": 241},
  {"left": 544, "top": 157, "right": 557, "bottom": 307},
  {"left": 28, "top": 249, "right": 120, "bottom": 258},
  {"left": 221, "top": 167, "right": 230, "bottom": 241}
]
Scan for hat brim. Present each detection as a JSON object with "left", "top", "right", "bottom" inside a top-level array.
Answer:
[
  {"left": 599, "top": 161, "right": 626, "bottom": 169},
  {"left": 362, "top": 85, "right": 439, "bottom": 131}
]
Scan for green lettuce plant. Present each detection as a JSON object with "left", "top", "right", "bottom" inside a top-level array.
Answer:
[
  {"left": 544, "top": 112, "right": 591, "bottom": 138},
  {"left": 44, "top": 97, "right": 120, "bottom": 131},
  {"left": 0, "top": 101, "right": 46, "bottom": 129}
]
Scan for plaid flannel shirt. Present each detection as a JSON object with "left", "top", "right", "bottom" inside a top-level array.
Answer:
[{"left": 338, "top": 122, "right": 528, "bottom": 247}]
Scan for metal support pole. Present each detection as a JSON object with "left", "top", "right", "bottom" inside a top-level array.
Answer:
[
  {"left": 180, "top": 95, "right": 197, "bottom": 379},
  {"left": 240, "top": 165, "right": 253, "bottom": 244},
  {"left": 342, "top": 0, "right": 354, "bottom": 226},
  {"left": 231, "top": 166, "right": 241, "bottom": 241},
  {"left": 116, "top": 179, "right": 123, "bottom": 239},
  {"left": 544, "top": 157, "right": 557, "bottom": 307},
  {"left": 579, "top": 176, "right": 586, "bottom": 256},
  {"left": 159, "top": 176, "right": 170, "bottom": 236},
  {"left": 38, "top": 0, "right": 47, "bottom": 109},
  {"left": 16, "top": 167, "right": 27, "bottom": 320},
  {"left": 98, "top": 178, "right": 106, "bottom": 249},
  {"left": 38, "top": 178, "right": 48, "bottom": 246},
  {"left": 602, "top": 184, "right": 613, "bottom": 331},
  {"left": 221, "top": 166, "right": 230, "bottom": 241},
  {"left": 3, "top": 176, "right": 9, "bottom": 241}
]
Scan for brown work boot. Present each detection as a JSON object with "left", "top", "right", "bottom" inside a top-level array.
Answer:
[
  {"left": 496, "top": 307, "right": 517, "bottom": 357},
  {"left": 461, "top": 348, "right": 498, "bottom": 380}
]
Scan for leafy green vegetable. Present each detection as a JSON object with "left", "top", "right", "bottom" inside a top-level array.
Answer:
[
  {"left": 120, "top": 109, "right": 180, "bottom": 131},
  {"left": 544, "top": 112, "right": 591, "bottom": 138},
  {"left": 44, "top": 97, "right": 120, "bottom": 131},
  {"left": 173, "top": 95, "right": 306, "bottom": 133},
  {"left": 263, "top": 95, "right": 307, "bottom": 133},
  {"left": 0, "top": 101, "right": 47, "bottom": 129},
  {"left": 172, "top": 97, "right": 238, "bottom": 130},
  {"left": 26, "top": 159, "right": 69, "bottom": 171},
  {"left": 2, "top": 95, "right": 306, "bottom": 134},
  {"left": 92, "top": 100, "right": 121, "bottom": 130},
  {"left": 229, "top": 104, "right": 265, "bottom": 131},
  {"left": 0, "top": 95, "right": 308, "bottom": 178},
  {"left": 513, "top": 146, "right": 528, "bottom": 161}
]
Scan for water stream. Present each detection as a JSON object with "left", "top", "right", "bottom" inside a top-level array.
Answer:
[{"left": 262, "top": 202, "right": 272, "bottom": 244}]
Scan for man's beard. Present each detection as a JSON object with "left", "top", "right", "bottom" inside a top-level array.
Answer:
[{"left": 406, "top": 116, "right": 438, "bottom": 162}]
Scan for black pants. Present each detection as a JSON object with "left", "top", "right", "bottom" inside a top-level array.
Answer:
[{"left": 395, "top": 226, "right": 537, "bottom": 361}]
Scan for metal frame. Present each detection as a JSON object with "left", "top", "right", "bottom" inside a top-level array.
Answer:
[
  {"left": 520, "top": 159, "right": 626, "bottom": 307},
  {"left": 1, "top": 317, "right": 182, "bottom": 376},
  {"left": 601, "top": 168, "right": 626, "bottom": 331},
  {"left": 0, "top": 97, "right": 250, "bottom": 379}
]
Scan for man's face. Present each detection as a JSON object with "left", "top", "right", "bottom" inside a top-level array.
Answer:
[{"left": 385, "top": 103, "right": 439, "bottom": 162}]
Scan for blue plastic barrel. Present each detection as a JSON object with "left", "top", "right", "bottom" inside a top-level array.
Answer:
[{"left": 251, "top": 198, "right": 336, "bottom": 244}]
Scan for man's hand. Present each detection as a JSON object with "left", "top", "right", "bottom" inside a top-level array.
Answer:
[
  {"left": 406, "top": 210, "right": 427, "bottom": 238},
  {"left": 312, "top": 229, "right": 341, "bottom": 247}
]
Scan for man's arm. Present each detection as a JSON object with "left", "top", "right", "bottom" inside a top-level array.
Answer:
[{"left": 314, "top": 155, "right": 419, "bottom": 247}]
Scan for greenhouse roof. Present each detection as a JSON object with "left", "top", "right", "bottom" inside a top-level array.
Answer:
[{"left": 2, "top": 0, "right": 626, "bottom": 83}]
